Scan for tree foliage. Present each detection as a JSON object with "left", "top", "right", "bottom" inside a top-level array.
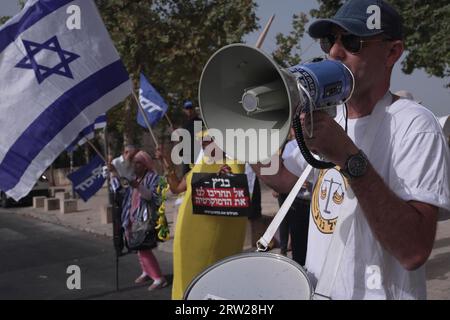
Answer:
[
  {"left": 0, "top": 16, "right": 10, "bottom": 25},
  {"left": 0, "top": 0, "right": 258, "bottom": 154},
  {"left": 272, "top": 13, "right": 309, "bottom": 67},
  {"left": 2, "top": 0, "right": 446, "bottom": 149},
  {"left": 95, "top": 0, "right": 259, "bottom": 145},
  {"left": 311, "top": 0, "right": 450, "bottom": 85}
]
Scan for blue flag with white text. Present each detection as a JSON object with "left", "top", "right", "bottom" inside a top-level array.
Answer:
[
  {"left": 0, "top": 0, "right": 131, "bottom": 201},
  {"left": 137, "top": 73, "right": 168, "bottom": 127},
  {"left": 67, "top": 155, "right": 105, "bottom": 202}
]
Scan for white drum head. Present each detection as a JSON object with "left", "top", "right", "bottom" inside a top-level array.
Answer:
[{"left": 184, "top": 252, "right": 313, "bottom": 300}]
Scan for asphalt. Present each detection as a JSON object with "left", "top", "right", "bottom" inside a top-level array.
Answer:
[{"left": 0, "top": 210, "right": 172, "bottom": 300}]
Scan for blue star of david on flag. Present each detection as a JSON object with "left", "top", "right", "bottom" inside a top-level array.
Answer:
[
  {"left": 0, "top": 0, "right": 132, "bottom": 202},
  {"left": 15, "top": 35, "right": 80, "bottom": 84}
]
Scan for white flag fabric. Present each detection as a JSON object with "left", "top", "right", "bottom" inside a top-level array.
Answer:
[{"left": 0, "top": 0, "right": 132, "bottom": 200}]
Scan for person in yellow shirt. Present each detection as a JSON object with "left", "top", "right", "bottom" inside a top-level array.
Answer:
[{"left": 158, "top": 130, "right": 247, "bottom": 300}]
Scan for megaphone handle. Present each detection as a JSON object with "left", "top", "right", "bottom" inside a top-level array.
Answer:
[
  {"left": 256, "top": 164, "right": 313, "bottom": 252},
  {"left": 293, "top": 111, "right": 335, "bottom": 169}
]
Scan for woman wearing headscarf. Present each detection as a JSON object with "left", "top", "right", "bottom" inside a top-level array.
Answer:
[{"left": 121, "top": 150, "right": 167, "bottom": 291}]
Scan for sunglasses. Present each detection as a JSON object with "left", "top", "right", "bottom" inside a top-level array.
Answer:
[{"left": 320, "top": 33, "right": 392, "bottom": 54}]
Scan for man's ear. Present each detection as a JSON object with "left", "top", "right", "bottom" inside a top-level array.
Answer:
[{"left": 386, "top": 40, "right": 404, "bottom": 68}]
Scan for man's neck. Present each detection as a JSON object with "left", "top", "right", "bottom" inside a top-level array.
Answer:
[{"left": 346, "top": 84, "right": 390, "bottom": 119}]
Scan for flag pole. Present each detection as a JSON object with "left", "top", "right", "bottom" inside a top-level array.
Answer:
[
  {"left": 255, "top": 14, "right": 275, "bottom": 49},
  {"left": 86, "top": 139, "right": 106, "bottom": 163},
  {"left": 102, "top": 123, "right": 120, "bottom": 292},
  {"left": 164, "top": 114, "right": 174, "bottom": 130},
  {"left": 86, "top": 136, "right": 123, "bottom": 274},
  {"left": 132, "top": 91, "right": 159, "bottom": 148}
]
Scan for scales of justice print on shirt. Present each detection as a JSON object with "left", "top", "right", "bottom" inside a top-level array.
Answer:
[{"left": 311, "top": 167, "right": 349, "bottom": 234}]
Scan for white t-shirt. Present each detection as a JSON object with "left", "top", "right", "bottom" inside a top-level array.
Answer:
[
  {"left": 283, "top": 95, "right": 450, "bottom": 299},
  {"left": 111, "top": 155, "right": 135, "bottom": 181}
]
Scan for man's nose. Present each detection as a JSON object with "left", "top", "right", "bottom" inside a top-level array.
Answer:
[{"left": 328, "top": 38, "right": 346, "bottom": 61}]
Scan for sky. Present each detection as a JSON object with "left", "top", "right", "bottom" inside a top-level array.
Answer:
[{"left": 1, "top": 0, "right": 448, "bottom": 117}]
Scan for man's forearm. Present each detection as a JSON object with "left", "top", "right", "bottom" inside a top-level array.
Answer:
[
  {"left": 349, "top": 164, "right": 437, "bottom": 270},
  {"left": 166, "top": 172, "right": 183, "bottom": 194},
  {"left": 251, "top": 162, "right": 297, "bottom": 194}
]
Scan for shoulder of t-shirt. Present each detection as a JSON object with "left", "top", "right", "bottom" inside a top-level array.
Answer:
[
  {"left": 387, "top": 98, "right": 442, "bottom": 139},
  {"left": 282, "top": 139, "right": 299, "bottom": 159},
  {"left": 111, "top": 155, "right": 123, "bottom": 167}
]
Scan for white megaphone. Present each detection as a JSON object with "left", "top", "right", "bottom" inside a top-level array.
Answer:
[{"left": 198, "top": 43, "right": 354, "bottom": 168}]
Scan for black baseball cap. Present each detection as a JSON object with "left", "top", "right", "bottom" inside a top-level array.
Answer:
[{"left": 309, "top": 0, "right": 403, "bottom": 40}]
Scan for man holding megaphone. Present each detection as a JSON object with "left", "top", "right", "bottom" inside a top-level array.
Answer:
[
  {"left": 249, "top": 0, "right": 450, "bottom": 299},
  {"left": 196, "top": 0, "right": 449, "bottom": 300}
]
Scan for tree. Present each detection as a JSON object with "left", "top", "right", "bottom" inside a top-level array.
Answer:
[
  {"left": 0, "top": 0, "right": 25, "bottom": 24},
  {"left": 272, "top": 13, "right": 309, "bottom": 67},
  {"left": 0, "top": 16, "right": 9, "bottom": 25},
  {"left": 95, "top": 0, "right": 259, "bottom": 146},
  {"left": 311, "top": 0, "right": 450, "bottom": 86}
]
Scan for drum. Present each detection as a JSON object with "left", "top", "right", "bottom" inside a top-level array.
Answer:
[{"left": 184, "top": 252, "right": 313, "bottom": 300}]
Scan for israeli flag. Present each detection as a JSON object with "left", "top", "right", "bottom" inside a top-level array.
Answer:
[
  {"left": 93, "top": 113, "right": 107, "bottom": 130},
  {"left": 66, "top": 114, "right": 106, "bottom": 152},
  {"left": 137, "top": 72, "right": 168, "bottom": 128},
  {"left": 0, "top": 0, "right": 132, "bottom": 201},
  {"left": 67, "top": 155, "right": 105, "bottom": 202}
]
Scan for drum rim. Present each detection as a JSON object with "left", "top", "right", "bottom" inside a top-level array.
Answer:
[{"left": 184, "top": 252, "right": 314, "bottom": 300}]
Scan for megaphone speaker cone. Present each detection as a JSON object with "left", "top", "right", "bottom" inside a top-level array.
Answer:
[
  {"left": 199, "top": 44, "right": 354, "bottom": 167},
  {"left": 199, "top": 44, "right": 300, "bottom": 163}
]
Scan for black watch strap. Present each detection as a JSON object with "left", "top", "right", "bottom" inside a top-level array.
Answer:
[{"left": 340, "top": 150, "right": 368, "bottom": 179}]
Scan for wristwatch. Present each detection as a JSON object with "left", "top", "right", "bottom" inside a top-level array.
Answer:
[{"left": 340, "top": 150, "right": 368, "bottom": 180}]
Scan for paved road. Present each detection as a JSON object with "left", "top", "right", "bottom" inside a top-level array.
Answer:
[
  {"left": 0, "top": 211, "right": 172, "bottom": 300},
  {"left": 1, "top": 206, "right": 449, "bottom": 300}
]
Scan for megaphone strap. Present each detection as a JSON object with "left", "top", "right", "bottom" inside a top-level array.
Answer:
[{"left": 256, "top": 164, "right": 313, "bottom": 252}]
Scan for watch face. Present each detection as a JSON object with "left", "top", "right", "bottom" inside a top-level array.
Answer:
[{"left": 348, "top": 154, "right": 367, "bottom": 177}]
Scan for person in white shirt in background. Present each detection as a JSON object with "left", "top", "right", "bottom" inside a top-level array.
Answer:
[
  {"left": 274, "top": 134, "right": 312, "bottom": 266},
  {"left": 109, "top": 145, "right": 139, "bottom": 184}
]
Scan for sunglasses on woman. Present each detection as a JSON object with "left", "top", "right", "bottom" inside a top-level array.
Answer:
[{"left": 320, "top": 33, "right": 392, "bottom": 54}]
